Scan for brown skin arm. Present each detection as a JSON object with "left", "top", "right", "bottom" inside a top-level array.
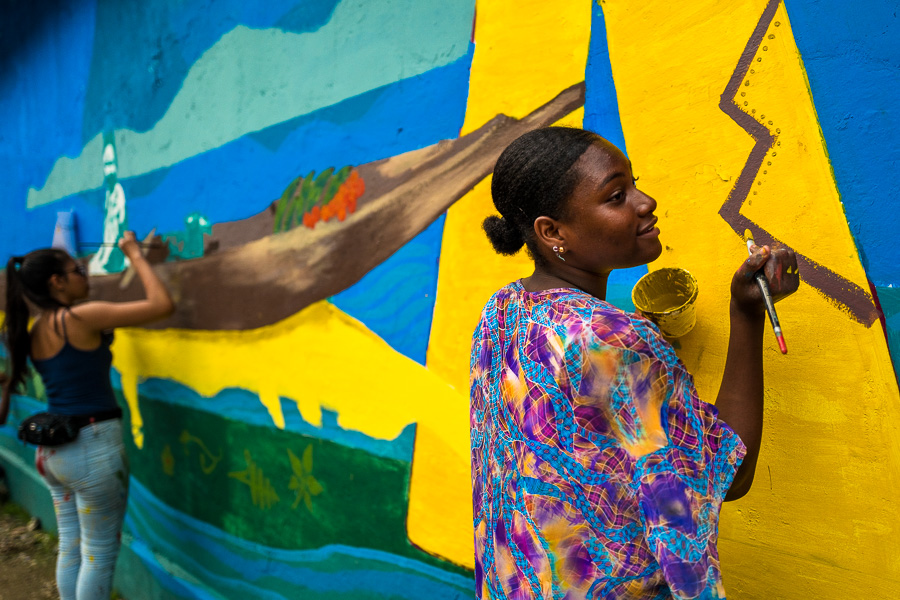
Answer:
[
  {"left": 716, "top": 245, "right": 799, "bottom": 500},
  {"left": 72, "top": 232, "right": 175, "bottom": 330}
]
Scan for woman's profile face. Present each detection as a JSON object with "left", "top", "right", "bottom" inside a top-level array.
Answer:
[
  {"left": 557, "top": 141, "right": 662, "bottom": 274},
  {"left": 60, "top": 258, "right": 90, "bottom": 300}
]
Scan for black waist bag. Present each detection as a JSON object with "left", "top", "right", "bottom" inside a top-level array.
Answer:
[{"left": 18, "top": 408, "right": 122, "bottom": 447}]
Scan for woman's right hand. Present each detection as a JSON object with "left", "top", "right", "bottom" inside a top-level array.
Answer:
[
  {"left": 730, "top": 244, "right": 800, "bottom": 315},
  {"left": 118, "top": 231, "right": 143, "bottom": 261},
  {"left": 75, "top": 230, "right": 175, "bottom": 330}
]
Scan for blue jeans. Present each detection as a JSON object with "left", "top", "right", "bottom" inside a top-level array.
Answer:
[{"left": 36, "top": 419, "right": 129, "bottom": 600}]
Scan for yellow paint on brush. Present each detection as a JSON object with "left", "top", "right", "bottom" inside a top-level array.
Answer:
[
  {"left": 600, "top": 0, "right": 900, "bottom": 594},
  {"left": 111, "top": 300, "right": 473, "bottom": 566}
]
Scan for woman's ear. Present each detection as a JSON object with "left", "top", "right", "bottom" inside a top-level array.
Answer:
[
  {"left": 48, "top": 273, "right": 66, "bottom": 291},
  {"left": 534, "top": 216, "right": 565, "bottom": 252}
]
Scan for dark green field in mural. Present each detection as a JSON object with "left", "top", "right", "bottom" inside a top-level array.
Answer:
[{"left": 120, "top": 384, "right": 470, "bottom": 576}]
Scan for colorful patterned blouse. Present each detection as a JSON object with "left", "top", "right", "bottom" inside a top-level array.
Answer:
[{"left": 470, "top": 281, "right": 746, "bottom": 600}]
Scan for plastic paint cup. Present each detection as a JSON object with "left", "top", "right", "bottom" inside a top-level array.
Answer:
[{"left": 631, "top": 267, "right": 699, "bottom": 338}]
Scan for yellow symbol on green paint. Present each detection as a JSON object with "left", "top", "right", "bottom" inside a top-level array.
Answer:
[
  {"left": 161, "top": 444, "right": 175, "bottom": 476},
  {"left": 229, "top": 449, "right": 280, "bottom": 509},
  {"left": 288, "top": 445, "right": 324, "bottom": 511},
  {"left": 179, "top": 430, "right": 222, "bottom": 475}
]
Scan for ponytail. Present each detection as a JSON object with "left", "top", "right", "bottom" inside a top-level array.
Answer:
[
  {"left": 1, "top": 249, "right": 70, "bottom": 421},
  {"left": 2, "top": 256, "right": 30, "bottom": 419}
]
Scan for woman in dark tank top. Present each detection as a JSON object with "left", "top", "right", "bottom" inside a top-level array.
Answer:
[{"left": 1, "top": 231, "right": 174, "bottom": 600}]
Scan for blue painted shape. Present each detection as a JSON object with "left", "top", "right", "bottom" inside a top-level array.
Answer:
[
  {"left": 607, "top": 266, "right": 646, "bottom": 313},
  {"left": 785, "top": 0, "right": 900, "bottom": 287},
  {"left": 28, "top": 0, "right": 476, "bottom": 210},
  {"left": 133, "top": 377, "right": 416, "bottom": 462},
  {"left": 329, "top": 215, "right": 446, "bottom": 364},
  {"left": 4, "top": 51, "right": 473, "bottom": 258},
  {"left": 123, "top": 477, "right": 474, "bottom": 599},
  {"left": 584, "top": 3, "right": 647, "bottom": 311},
  {"left": 786, "top": 0, "right": 900, "bottom": 376},
  {"left": 583, "top": 2, "right": 627, "bottom": 153},
  {"left": 0, "top": 0, "right": 98, "bottom": 252}
]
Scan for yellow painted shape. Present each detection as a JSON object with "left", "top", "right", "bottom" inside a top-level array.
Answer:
[
  {"left": 119, "top": 369, "right": 144, "bottom": 448},
  {"left": 112, "top": 300, "right": 473, "bottom": 565},
  {"left": 420, "top": 0, "right": 591, "bottom": 564},
  {"left": 600, "top": 0, "right": 900, "bottom": 594},
  {"left": 258, "top": 388, "right": 285, "bottom": 430},
  {"left": 427, "top": 0, "right": 591, "bottom": 395},
  {"left": 180, "top": 431, "right": 222, "bottom": 474}
]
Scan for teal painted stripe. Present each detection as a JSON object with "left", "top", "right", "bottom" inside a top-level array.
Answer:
[
  {"left": 123, "top": 477, "right": 474, "bottom": 599},
  {"left": 875, "top": 285, "right": 900, "bottom": 385},
  {"left": 120, "top": 533, "right": 226, "bottom": 600},
  {"left": 28, "top": 0, "right": 477, "bottom": 209},
  {"left": 6, "top": 370, "right": 416, "bottom": 464}
]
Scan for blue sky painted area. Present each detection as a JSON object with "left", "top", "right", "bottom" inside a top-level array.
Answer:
[
  {"left": 786, "top": 0, "right": 899, "bottom": 287},
  {"left": 584, "top": 2, "right": 645, "bottom": 312},
  {"left": 25, "top": 0, "right": 474, "bottom": 210},
  {"left": 0, "top": 0, "right": 475, "bottom": 253},
  {"left": 3, "top": 54, "right": 472, "bottom": 254}
]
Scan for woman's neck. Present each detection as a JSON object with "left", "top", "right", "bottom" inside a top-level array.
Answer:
[{"left": 522, "top": 265, "right": 609, "bottom": 300}]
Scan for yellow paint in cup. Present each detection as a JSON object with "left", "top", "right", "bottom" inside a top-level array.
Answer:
[{"left": 631, "top": 267, "right": 699, "bottom": 338}]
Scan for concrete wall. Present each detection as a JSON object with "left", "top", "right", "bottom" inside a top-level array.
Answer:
[{"left": 1, "top": 0, "right": 897, "bottom": 598}]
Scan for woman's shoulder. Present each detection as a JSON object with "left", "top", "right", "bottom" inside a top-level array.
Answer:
[{"left": 477, "top": 281, "right": 641, "bottom": 342}]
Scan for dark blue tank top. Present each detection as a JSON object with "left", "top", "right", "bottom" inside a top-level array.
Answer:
[{"left": 31, "top": 310, "right": 118, "bottom": 416}]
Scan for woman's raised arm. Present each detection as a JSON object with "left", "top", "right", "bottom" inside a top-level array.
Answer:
[
  {"left": 715, "top": 244, "right": 799, "bottom": 500},
  {"left": 73, "top": 232, "right": 175, "bottom": 330}
]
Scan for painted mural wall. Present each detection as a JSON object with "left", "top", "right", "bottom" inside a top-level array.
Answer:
[{"left": 0, "top": 0, "right": 897, "bottom": 598}]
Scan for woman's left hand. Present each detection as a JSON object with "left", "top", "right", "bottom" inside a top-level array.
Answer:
[{"left": 730, "top": 244, "right": 800, "bottom": 315}]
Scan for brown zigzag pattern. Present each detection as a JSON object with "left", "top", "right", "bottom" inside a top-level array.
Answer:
[{"left": 717, "top": 0, "right": 877, "bottom": 326}]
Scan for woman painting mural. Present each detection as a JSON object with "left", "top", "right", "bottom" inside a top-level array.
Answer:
[
  {"left": 470, "top": 127, "right": 798, "bottom": 598},
  {"left": 1, "top": 232, "right": 173, "bottom": 600}
]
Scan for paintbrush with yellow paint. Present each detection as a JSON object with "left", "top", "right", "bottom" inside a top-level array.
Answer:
[{"left": 744, "top": 229, "right": 787, "bottom": 354}]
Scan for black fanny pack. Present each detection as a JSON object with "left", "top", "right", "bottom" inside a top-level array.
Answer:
[{"left": 17, "top": 408, "right": 122, "bottom": 447}]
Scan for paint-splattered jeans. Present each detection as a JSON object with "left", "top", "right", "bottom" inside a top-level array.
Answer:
[{"left": 36, "top": 419, "right": 129, "bottom": 600}]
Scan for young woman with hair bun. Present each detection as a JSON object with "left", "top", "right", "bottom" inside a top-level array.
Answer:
[{"left": 471, "top": 127, "right": 799, "bottom": 599}]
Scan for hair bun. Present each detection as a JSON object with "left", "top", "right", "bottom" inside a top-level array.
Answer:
[{"left": 482, "top": 215, "right": 525, "bottom": 256}]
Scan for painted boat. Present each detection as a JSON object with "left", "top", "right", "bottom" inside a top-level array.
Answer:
[{"left": 78, "top": 83, "right": 586, "bottom": 330}]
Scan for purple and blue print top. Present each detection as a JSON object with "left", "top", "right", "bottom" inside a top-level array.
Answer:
[{"left": 470, "top": 281, "right": 746, "bottom": 599}]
